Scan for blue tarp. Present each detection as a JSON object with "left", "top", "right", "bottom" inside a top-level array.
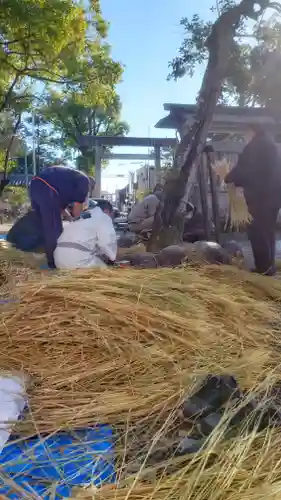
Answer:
[{"left": 0, "top": 426, "right": 115, "bottom": 499}]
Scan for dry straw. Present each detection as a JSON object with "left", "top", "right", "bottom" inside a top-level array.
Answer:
[
  {"left": 70, "top": 427, "right": 281, "bottom": 500},
  {"left": 0, "top": 243, "right": 44, "bottom": 301},
  {"left": 0, "top": 265, "right": 281, "bottom": 436},
  {"left": 1, "top": 266, "right": 281, "bottom": 498},
  {"left": 0, "top": 240, "right": 46, "bottom": 269},
  {"left": 212, "top": 158, "right": 252, "bottom": 229}
]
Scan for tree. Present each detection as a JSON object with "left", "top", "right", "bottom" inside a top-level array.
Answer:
[
  {"left": 149, "top": 0, "right": 281, "bottom": 251},
  {"left": 39, "top": 92, "right": 129, "bottom": 176},
  {"left": 29, "top": 17, "right": 126, "bottom": 174},
  {"left": 22, "top": 112, "right": 63, "bottom": 172},
  {"left": 168, "top": 0, "right": 281, "bottom": 108},
  {"left": 0, "top": 109, "right": 26, "bottom": 195},
  {"left": 4, "top": 186, "right": 28, "bottom": 209},
  {"left": 0, "top": 0, "right": 124, "bottom": 196},
  {"left": 0, "top": 0, "right": 108, "bottom": 112}
]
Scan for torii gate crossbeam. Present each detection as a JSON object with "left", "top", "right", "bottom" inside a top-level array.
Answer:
[{"left": 78, "top": 135, "right": 177, "bottom": 197}]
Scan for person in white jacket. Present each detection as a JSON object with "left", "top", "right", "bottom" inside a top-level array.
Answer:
[{"left": 54, "top": 200, "right": 117, "bottom": 269}]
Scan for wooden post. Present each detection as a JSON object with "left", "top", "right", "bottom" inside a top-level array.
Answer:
[
  {"left": 154, "top": 145, "right": 161, "bottom": 183},
  {"left": 206, "top": 150, "right": 221, "bottom": 243},
  {"left": 94, "top": 145, "right": 102, "bottom": 197},
  {"left": 198, "top": 153, "right": 212, "bottom": 241}
]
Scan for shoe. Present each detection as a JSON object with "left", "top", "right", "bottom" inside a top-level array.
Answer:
[
  {"left": 182, "top": 375, "right": 240, "bottom": 419},
  {"left": 250, "top": 267, "right": 276, "bottom": 276}
]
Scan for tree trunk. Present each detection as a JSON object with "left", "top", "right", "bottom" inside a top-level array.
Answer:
[
  {"left": 148, "top": 0, "right": 269, "bottom": 252},
  {"left": 0, "top": 179, "right": 10, "bottom": 197},
  {"left": 0, "top": 114, "right": 22, "bottom": 198},
  {"left": 0, "top": 73, "right": 20, "bottom": 113}
]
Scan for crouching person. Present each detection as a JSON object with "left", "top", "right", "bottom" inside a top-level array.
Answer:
[
  {"left": 127, "top": 185, "right": 163, "bottom": 234},
  {"left": 54, "top": 199, "right": 117, "bottom": 269}
]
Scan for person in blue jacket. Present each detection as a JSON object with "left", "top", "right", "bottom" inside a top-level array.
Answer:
[{"left": 30, "top": 166, "right": 90, "bottom": 269}]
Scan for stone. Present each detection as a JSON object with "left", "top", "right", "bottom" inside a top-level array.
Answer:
[
  {"left": 156, "top": 245, "right": 187, "bottom": 268},
  {"left": 127, "top": 252, "right": 158, "bottom": 269},
  {"left": 117, "top": 232, "right": 137, "bottom": 248},
  {"left": 182, "top": 375, "right": 240, "bottom": 419},
  {"left": 176, "top": 436, "right": 206, "bottom": 455},
  {"left": 117, "top": 243, "right": 146, "bottom": 261},
  {"left": 222, "top": 240, "right": 244, "bottom": 267},
  {"left": 199, "top": 411, "right": 224, "bottom": 436},
  {"left": 192, "top": 241, "right": 231, "bottom": 265}
]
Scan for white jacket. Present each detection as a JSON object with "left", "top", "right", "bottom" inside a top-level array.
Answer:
[{"left": 54, "top": 207, "right": 117, "bottom": 269}]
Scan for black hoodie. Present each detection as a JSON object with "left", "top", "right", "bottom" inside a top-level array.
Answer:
[{"left": 224, "top": 132, "right": 281, "bottom": 212}]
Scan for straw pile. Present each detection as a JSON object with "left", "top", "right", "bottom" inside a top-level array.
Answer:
[
  {"left": 0, "top": 241, "right": 45, "bottom": 300},
  {"left": 0, "top": 265, "right": 280, "bottom": 433},
  {"left": 0, "top": 240, "right": 46, "bottom": 268},
  {"left": 1, "top": 265, "right": 281, "bottom": 498},
  {"left": 213, "top": 158, "right": 252, "bottom": 229},
  {"left": 70, "top": 427, "right": 281, "bottom": 499}
]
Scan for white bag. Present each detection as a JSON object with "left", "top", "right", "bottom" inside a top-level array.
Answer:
[{"left": 0, "top": 374, "right": 27, "bottom": 454}]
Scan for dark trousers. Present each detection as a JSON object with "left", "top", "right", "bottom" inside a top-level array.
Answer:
[
  {"left": 247, "top": 205, "right": 280, "bottom": 275},
  {"left": 30, "top": 179, "right": 63, "bottom": 268}
]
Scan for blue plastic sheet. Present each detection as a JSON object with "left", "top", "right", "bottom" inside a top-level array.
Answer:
[{"left": 0, "top": 426, "right": 115, "bottom": 499}]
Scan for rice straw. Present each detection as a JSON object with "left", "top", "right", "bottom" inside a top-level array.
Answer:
[
  {"left": 0, "top": 266, "right": 280, "bottom": 497},
  {"left": 0, "top": 265, "right": 280, "bottom": 437},
  {"left": 212, "top": 158, "right": 252, "bottom": 230}
]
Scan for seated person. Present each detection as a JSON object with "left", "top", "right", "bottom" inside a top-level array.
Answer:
[
  {"left": 128, "top": 185, "right": 163, "bottom": 233},
  {"left": 54, "top": 199, "right": 117, "bottom": 269}
]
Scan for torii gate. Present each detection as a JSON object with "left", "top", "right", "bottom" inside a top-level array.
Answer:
[{"left": 78, "top": 135, "right": 177, "bottom": 197}]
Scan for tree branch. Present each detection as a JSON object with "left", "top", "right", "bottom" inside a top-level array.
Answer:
[
  {"left": 2, "top": 113, "right": 22, "bottom": 181},
  {"left": 150, "top": 0, "right": 274, "bottom": 250},
  {"left": 0, "top": 72, "right": 21, "bottom": 113},
  {"left": 0, "top": 39, "right": 23, "bottom": 45}
]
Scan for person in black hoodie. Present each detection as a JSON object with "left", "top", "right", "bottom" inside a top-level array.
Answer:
[{"left": 224, "top": 124, "right": 281, "bottom": 276}]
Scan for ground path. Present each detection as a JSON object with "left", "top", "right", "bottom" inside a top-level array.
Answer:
[{"left": 3, "top": 222, "right": 281, "bottom": 270}]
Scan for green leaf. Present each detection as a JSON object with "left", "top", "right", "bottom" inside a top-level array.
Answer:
[{"left": 169, "top": 0, "right": 281, "bottom": 106}]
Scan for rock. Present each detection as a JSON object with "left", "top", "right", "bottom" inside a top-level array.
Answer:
[
  {"left": 191, "top": 241, "right": 231, "bottom": 265},
  {"left": 178, "top": 243, "right": 195, "bottom": 259},
  {"left": 126, "top": 252, "right": 158, "bottom": 269},
  {"left": 156, "top": 245, "right": 187, "bottom": 268},
  {"left": 117, "top": 243, "right": 146, "bottom": 260},
  {"left": 182, "top": 375, "right": 240, "bottom": 419},
  {"left": 176, "top": 436, "right": 206, "bottom": 455},
  {"left": 182, "top": 395, "right": 210, "bottom": 420},
  {"left": 117, "top": 231, "right": 138, "bottom": 248},
  {"left": 222, "top": 240, "right": 244, "bottom": 267},
  {"left": 199, "top": 411, "right": 224, "bottom": 436}
]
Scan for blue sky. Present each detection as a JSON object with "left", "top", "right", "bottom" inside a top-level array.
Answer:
[{"left": 100, "top": 0, "right": 214, "bottom": 191}]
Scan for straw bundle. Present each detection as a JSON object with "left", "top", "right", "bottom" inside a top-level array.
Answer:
[
  {"left": 226, "top": 183, "right": 252, "bottom": 229},
  {"left": 1, "top": 266, "right": 281, "bottom": 498},
  {"left": 0, "top": 265, "right": 281, "bottom": 440},
  {"left": 213, "top": 158, "right": 252, "bottom": 229}
]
